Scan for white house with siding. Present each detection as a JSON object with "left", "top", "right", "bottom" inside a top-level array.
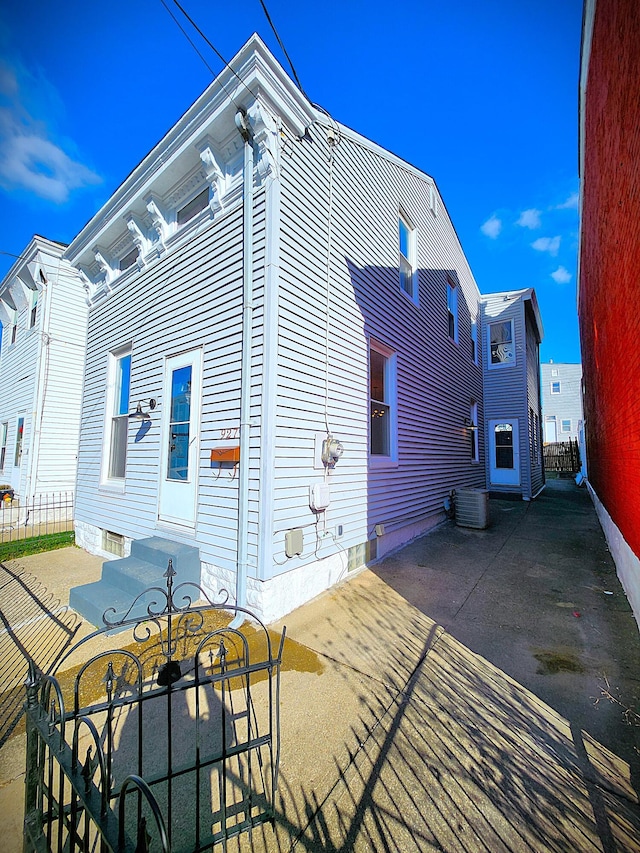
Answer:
[
  {"left": 0, "top": 236, "right": 88, "bottom": 504},
  {"left": 65, "top": 36, "right": 541, "bottom": 624},
  {"left": 540, "top": 362, "right": 583, "bottom": 442},
  {"left": 482, "top": 289, "right": 545, "bottom": 500}
]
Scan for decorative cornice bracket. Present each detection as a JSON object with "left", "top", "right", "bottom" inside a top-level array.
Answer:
[{"left": 198, "top": 140, "right": 226, "bottom": 215}]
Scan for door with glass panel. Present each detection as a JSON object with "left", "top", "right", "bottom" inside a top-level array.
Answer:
[
  {"left": 489, "top": 419, "right": 520, "bottom": 486},
  {"left": 158, "top": 349, "right": 202, "bottom": 527}
]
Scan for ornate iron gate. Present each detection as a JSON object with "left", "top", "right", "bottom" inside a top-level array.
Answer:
[{"left": 22, "top": 561, "right": 285, "bottom": 852}]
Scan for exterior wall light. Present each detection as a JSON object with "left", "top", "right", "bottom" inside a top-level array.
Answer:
[
  {"left": 463, "top": 417, "right": 478, "bottom": 431},
  {"left": 129, "top": 399, "right": 156, "bottom": 420}
]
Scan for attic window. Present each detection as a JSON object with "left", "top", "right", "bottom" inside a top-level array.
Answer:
[
  {"left": 177, "top": 188, "right": 209, "bottom": 226},
  {"left": 119, "top": 248, "right": 139, "bottom": 272}
]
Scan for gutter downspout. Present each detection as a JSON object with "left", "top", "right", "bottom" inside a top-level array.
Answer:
[{"left": 231, "top": 108, "right": 254, "bottom": 628}]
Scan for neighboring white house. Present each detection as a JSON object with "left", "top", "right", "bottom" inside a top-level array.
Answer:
[
  {"left": 482, "top": 289, "right": 545, "bottom": 500},
  {"left": 540, "top": 362, "right": 583, "bottom": 442},
  {"left": 64, "top": 36, "right": 542, "bottom": 624},
  {"left": 0, "top": 236, "right": 88, "bottom": 503}
]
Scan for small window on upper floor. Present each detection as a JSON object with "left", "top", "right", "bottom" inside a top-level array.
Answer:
[
  {"left": 177, "top": 187, "right": 209, "bottom": 226},
  {"left": 551, "top": 368, "right": 559, "bottom": 377},
  {"left": 29, "top": 291, "right": 39, "bottom": 329},
  {"left": 10, "top": 324, "right": 17, "bottom": 345},
  {"left": 471, "top": 321, "right": 479, "bottom": 364},
  {"left": 119, "top": 247, "right": 139, "bottom": 272},
  {"left": 551, "top": 381, "right": 561, "bottom": 394},
  {"left": 447, "top": 277, "right": 458, "bottom": 342},
  {"left": 398, "top": 215, "right": 418, "bottom": 303},
  {"left": 488, "top": 320, "right": 515, "bottom": 368},
  {"left": 428, "top": 183, "right": 438, "bottom": 216},
  {"left": 561, "top": 419, "right": 571, "bottom": 433}
]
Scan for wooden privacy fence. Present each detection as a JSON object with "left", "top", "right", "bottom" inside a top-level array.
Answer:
[{"left": 543, "top": 440, "right": 581, "bottom": 473}]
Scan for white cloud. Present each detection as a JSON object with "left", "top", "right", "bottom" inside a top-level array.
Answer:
[
  {"left": 556, "top": 192, "right": 579, "bottom": 210},
  {"left": 531, "top": 236, "right": 561, "bottom": 256},
  {"left": 481, "top": 215, "right": 502, "bottom": 239},
  {"left": 516, "top": 208, "right": 541, "bottom": 229},
  {"left": 0, "top": 63, "right": 100, "bottom": 202},
  {"left": 550, "top": 266, "right": 572, "bottom": 284}
]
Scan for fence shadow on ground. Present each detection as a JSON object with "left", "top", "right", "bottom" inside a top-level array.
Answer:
[{"left": 0, "top": 563, "right": 79, "bottom": 747}]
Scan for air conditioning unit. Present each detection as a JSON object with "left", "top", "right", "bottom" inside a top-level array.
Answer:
[{"left": 455, "top": 488, "right": 489, "bottom": 529}]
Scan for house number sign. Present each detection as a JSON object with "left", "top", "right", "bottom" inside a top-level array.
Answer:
[{"left": 219, "top": 427, "right": 239, "bottom": 440}]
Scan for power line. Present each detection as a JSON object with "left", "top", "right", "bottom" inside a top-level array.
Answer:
[
  {"left": 164, "top": 0, "right": 259, "bottom": 103},
  {"left": 159, "top": 0, "right": 217, "bottom": 77},
  {"left": 258, "top": 0, "right": 309, "bottom": 100}
]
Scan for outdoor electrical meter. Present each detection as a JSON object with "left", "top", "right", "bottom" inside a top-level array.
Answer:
[{"left": 321, "top": 435, "right": 344, "bottom": 468}]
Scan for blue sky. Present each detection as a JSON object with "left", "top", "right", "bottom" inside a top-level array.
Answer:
[{"left": 0, "top": 0, "right": 582, "bottom": 362}]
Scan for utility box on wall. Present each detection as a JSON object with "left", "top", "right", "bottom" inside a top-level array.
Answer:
[{"left": 455, "top": 489, "right": 489, "bottom": 529}]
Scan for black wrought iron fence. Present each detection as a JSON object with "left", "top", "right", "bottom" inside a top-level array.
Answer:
[
  {"left": 0, "top": 492, "right": 74, "bottom": 543},
  {"left": 22, "top": 561, "right": 285, "bottom": 852}
]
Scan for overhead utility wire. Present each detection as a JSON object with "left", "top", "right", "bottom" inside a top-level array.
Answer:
[
  {"left": 258, "top": 0, "right": 309, "bottom": 100},
  {"left": 165, "top": 0, "right": 260, "bottom": 102},
  {"left": 159, "top": 0, "right": 217, "bottom": 77}
]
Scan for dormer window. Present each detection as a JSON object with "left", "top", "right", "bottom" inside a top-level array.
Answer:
[
  {"left": 119, "top": 247, "right": 139, "bottom": 272},
  {"left": 177, "top": 188, "right": 209, "bottom": 226}
]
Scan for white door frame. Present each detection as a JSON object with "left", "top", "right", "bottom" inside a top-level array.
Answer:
[
  {"left": 157, "top": 348, "right": 202, "bottom": 529},
  {"left": 489, "top": 418, "right": 520, "bottom": 486}
]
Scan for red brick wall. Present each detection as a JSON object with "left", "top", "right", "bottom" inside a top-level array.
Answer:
[{"left": 579, "top": 0, "right": 640, "bottom": 557}]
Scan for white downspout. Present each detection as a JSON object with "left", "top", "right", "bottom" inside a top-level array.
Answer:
[{"left": 231, "top": 108, "right": 254, "bottom": 627}]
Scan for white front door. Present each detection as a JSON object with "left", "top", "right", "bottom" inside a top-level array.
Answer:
[
  {"left": 158, "top": 349, "right": 202, "bottom": 528},
  {"left": 544, "top": 416, "right": 557, "bottom": 443},
  {"left": 489, "top": 419, "right": 520, "bottom": 486}
]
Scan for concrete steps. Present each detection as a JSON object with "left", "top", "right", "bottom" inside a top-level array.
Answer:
[{"left": 69, "top": 537, "right": 201, "bottom": 629}]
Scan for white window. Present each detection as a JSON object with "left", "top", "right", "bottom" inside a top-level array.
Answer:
[
  {"left": 470, "top": 401, "right": 479, "bottom": 463},
  {"left": 14, "top": 416, "right": 24, "bottom": 467},
  {"left": 561, "top": 419, "right": 571, "bottom": 433},
  {"left": 369, "top": 340, "right": 397, "bottom": 463},
  {"left": 177, "top": 187, "right": 209, "bottom": 226},
  {"left": 428, "top": 183, "right": 438, "bottom": 216},
  {"left": 29, "top": 291, "right": 39, "bottom": 329},
  {"left": 551, "top": 368, "right": 559, "bottom": 377},
  {"left": 119, "top": 247, "right": 139, "bottom": 272},
  {"left": 0, "top": 422, "right": 7, "bottom": 469},
  {"left": 104, "top": 347, "right": 132, "bottom": 482},
  {"left": 11, "top": 323, "right": 17, "bottom": 345},
  {"left": 488, "top": 320, "right": 515, "bottom": 368},
  {"left": 447, "top": 278, "right": 458, "bottom": 342},
  {"left": 551, "top": 381, "right": 561, "bottom": 394},
  {"left": 398, "top": 215, "right": 417, "bottom": 302},
  {"left": 471, "top": 321, "right": 478, "bottom": 364}
]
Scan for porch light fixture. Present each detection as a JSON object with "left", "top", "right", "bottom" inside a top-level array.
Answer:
[
  {"left": 129, "top": 399, "right": 156, "bottom": 420},
  {"left": 464, "top": 417, "right": 478, "bottom": 431}
]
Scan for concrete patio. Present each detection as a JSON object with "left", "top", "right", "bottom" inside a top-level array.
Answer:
[{"left": 1, "top": 478, "right": 639, "bottom": 851}]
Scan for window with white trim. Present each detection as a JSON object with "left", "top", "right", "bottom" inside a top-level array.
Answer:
[
  {"left": 11, "top": 323, "right": 17, "bottom": 345},
  {"left": 488, "top": 320, "right": 515, "bottom": 368},
  {"left": 551, "top": 381, "right": 561, "bottom": 394},
  {"left": 470, "top": 401, "right": 479, "bottom": 462},
  {"left": 369, "top": 340, "right": 397, "bottom": 461},
  {"left": 14, "top": 416, "right": 24, "bottom": 467},
  {"left": 104, "top": 347, "right": 132, "bottom": 481},
  {"left": 29, "top": 290, "right": 39, "bottom": 329},
  {"left": 0, "top": 422, "right": 7, "bottom": 469},
  {"left": 447, "top": 278, "right": 458, "bottom": 342},
  {"left": 119, "top": 247, "right": 139, "bottom": 272},
  {"left": 561, "top": 419, "right": 571, "bottom": 433},
  {"left": 471, "top": 321, "right": 478, "bottom": 364},
  {"left": 551, "top": 368, "right": 559, "bottom": 377},
  {"left": 177, "top": 187, "right": 209, "bottom": 226},
  {"left": 398, "top": 215, "right": 417, "bottom": 302}
]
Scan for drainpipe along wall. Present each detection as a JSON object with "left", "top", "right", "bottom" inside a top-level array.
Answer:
[{"left": 231, "top": 108, "right": 254, "bottom": 627}]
